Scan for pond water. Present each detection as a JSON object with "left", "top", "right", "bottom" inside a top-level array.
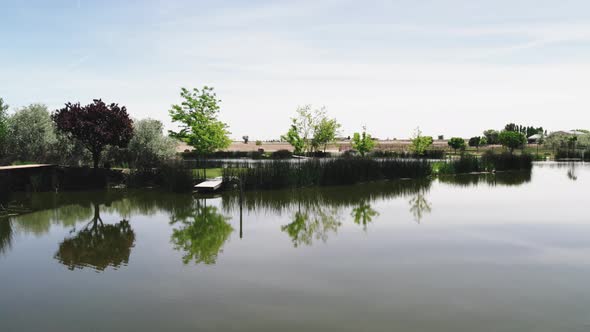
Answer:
[{"left": 1, "top": 163, "right": 589, "bottom": 331}]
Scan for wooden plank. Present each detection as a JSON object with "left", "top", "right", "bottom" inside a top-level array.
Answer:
[
  {"left": 0, "top": 164, "right": 55, "bottom": 171},
  {"left": 194, "top": 178, "right": 223, "bottom": 191}
]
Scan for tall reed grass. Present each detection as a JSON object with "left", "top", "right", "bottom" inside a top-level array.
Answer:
[
  {"left": 435, "top": 151, "right": 533, "bottom": 174},
  {"left": 222, "top": 158, "right": 432, "bottom": 190}
]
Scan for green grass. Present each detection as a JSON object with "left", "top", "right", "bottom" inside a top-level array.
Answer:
[{"left": 192, "top": 168, "right": 223, "bottom": 179}]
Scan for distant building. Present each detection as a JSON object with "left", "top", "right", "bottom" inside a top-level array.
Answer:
[
  {"left": 550, "top": 130, "right": 587, "bottom": 136},
  {"left": 527, "top": 134, "right": 543, "bottom": 144}
]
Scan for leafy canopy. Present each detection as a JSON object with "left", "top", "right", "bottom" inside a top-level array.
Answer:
[
  {"left": 448, "top": 137, "right": 466, "bottom": 153},
  {"left": 128, "top": 119, "right": 177, "bottom": 169},
  {"left": 469, "top": 136, "right": 486, "bottom": 149},
  {"left": 283, "top": 124, "right": 305, "bottom": 155},
  {"left": 6, "top": 104, "right": 57, "bottom": 163},
  {"left": 410, "top": 127, "right": 433, "bottom": 155},
  {"left": 53, "top": 99, "right": 134, "bottom": 168},
  {"left": 483, "top": 129, "right": 500, "bottom": 145},
  {"left": 0, "top": 98, "right": 9, "bottom": 155},
  {"left": 352, "top": 126, "right": 375, "bottom": 156},
  {"left": 169, "top": 87, "right": 231, "bottom": 155},
  {"left": 282, "top": 105, "right": 340, "bottom": 154},
  {"left": 499, "top": 130, "right": 527, "bottom": 152}
]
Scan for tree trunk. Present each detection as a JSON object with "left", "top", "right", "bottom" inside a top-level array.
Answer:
[{"left": 92, "top": 151, "right": 101, "bottom": 169}]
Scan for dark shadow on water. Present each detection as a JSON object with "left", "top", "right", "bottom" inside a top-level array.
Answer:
[
  {"left": 0, "top": 218, "right": 13, "bottom": 256},
  {"left": 437, "top": 171, "right": 532, "bottom": 187}
]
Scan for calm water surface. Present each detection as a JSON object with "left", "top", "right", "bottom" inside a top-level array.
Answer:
[{"left": 1, "top": 163, "right": 589, "bottom": 331}]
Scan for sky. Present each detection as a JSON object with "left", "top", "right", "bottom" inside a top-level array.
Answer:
[{"left": 1, "top": 0, "right": 590, "bottom": 140}]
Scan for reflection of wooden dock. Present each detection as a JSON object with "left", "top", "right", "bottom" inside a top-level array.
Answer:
[{"left": 194, "top": 177, "right": 223, "bottom": 192}]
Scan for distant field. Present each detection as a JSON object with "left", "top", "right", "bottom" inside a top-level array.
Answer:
[
  {"left": 177, "top": 140, "right": 450, "bottom": 153},
  {"left": 177, "top": 140, "right": 547, "bottom": 154}
]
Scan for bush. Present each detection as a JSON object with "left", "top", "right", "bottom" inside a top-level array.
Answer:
[{"left": 271, "top": 149, "right": 293, "bottom": 159}]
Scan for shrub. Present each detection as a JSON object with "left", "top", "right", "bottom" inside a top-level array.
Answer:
[{"left": 271, "top": 149, "right": 293, "bottom": 159}]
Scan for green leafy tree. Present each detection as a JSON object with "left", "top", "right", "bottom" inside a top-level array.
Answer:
[
  {"left": 5, "top": 104, "right": 57, "bottom": 163},
  {"left": 483, "top": 129, "right": 500, "bottom": 145},
  {"left": 127, "top": 119, "right": 177, "bottom": 169},
  {"left": 282, "top": 105, "right": 316, "bottom": 154},
  {"left": 351, "top": 126, "right": 375, "bottom": 157},
  {"left": 282, "top": 124, "right": 305, "bottom": 155},
  {"left": 312, "top": 117, "right": 341, "bottom": 153},
  {"left": 499, "top": 130, "right": 526, "bottom": 153},
  {"left": 468, "top": 136, "right": 483, "bottom": 150},
  {"left": 169, "top": 87, "right": 231, "bottom": 176},
  {"left": 282, "top": 105, "right": 339, "bottom": 154},
  {"left": 448, "top": 137, "right": 466, "bottom": 154},
  {"left": 409, "top": 127, "right": 433, "bottom": 155},
  {"left": 0, "top": 98, "right": 9, "bottom": 159}
]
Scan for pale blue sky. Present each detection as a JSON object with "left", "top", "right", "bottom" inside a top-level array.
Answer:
[{"left": 2, "top": 0, "right": 590, "bottom": 139}]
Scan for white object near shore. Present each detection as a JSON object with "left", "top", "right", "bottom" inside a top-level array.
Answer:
[{"left": 194, "top": 177, "right": 223, "bottom": 192}]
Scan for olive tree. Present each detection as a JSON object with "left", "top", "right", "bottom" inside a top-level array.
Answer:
[
  {"left": 5, "top": 104, "right": 57, "bottom": 163},
  {"left": 128, "top": 119, "right": 177, "bottom": 169},
  {"left": 0, "top": 98, "right": 9, "bottom": 158}
]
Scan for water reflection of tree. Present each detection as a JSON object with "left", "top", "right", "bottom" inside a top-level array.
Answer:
[
  {"left": 567, "top": 163, "right": 578, "bottom": 181},
  {"left": 409, "top": 192, "right": 432, "bottom": 224},
  {"left": 0, "top": 219, "right": 13, "bottom": 255},
  {"left": 55, "top": 203, "right": 135, "bottom": 271},
  {"left": 281, "top": 207, "right": 341, "bottom": 248},
  {"left": 170, "top": 200, "right": 233, "bottom": 265},
  {"left": 351, "top": 201, "right": 379, "bottom": 230},
  {"left": 438, "top": 172, "right": 532, "bottom": 187}
]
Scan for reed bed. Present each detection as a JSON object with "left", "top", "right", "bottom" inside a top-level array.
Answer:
[
  {"left": 435, "top": 151, "right": 533, "bottom": 175},
  {"left": 222, "top": 158, "right": 432, "bottom": 190}
]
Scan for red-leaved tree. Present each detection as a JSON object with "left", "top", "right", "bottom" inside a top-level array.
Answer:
[{"left": 53, "top": 99, "right": 134, "bottom": 168}]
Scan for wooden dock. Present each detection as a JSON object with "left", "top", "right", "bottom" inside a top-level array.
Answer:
[{"left": 194, "top": 177, "right": 223, "bottom": 192}]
